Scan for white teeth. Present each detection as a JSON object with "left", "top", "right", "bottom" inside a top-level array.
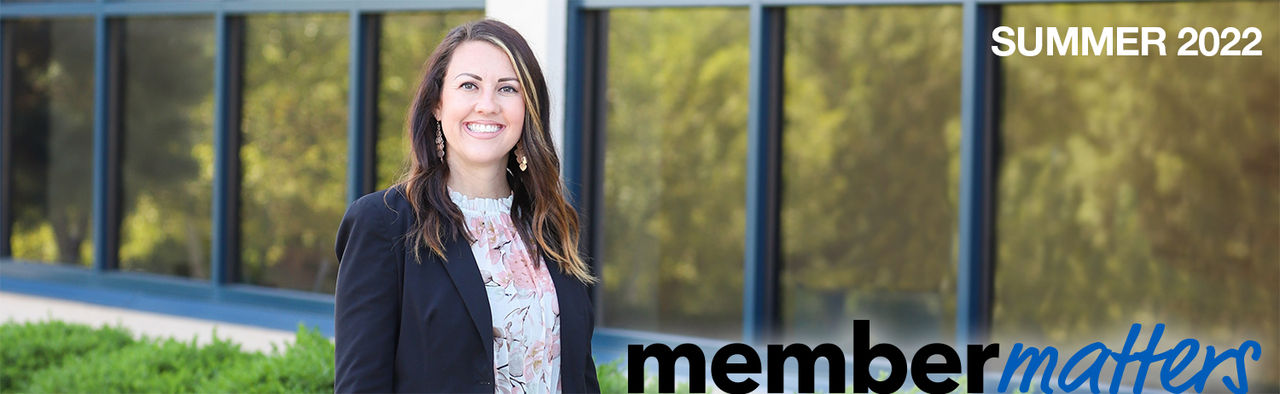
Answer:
[{"left": 466, "top": 123, "right": 501, "bottom": 133}]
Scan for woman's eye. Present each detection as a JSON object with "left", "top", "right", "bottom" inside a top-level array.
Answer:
[
  {"left": 460, "top": 82, "right": 477, "bottom": 90},
  {"left": 499, "top": 85, "right": 518, "bottom": 94}
]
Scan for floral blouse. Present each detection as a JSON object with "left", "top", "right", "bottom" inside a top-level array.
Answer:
[{"left": 450, "top": 189, "right": 561, "bottom": 394}]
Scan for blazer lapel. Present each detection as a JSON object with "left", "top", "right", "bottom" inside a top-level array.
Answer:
[
  {"left": 545, "top": 255, "right": 585, "bottom": 391},
  {"left": 440, "top": 238, "right": 495, "bottom": 361}
]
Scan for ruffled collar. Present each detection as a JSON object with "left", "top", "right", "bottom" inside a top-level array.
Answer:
[{"left": 448, "top": 187, "right": 513, "bottom": 214}]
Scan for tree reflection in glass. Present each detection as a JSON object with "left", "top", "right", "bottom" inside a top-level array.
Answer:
[
  {"left": 602, "top": 7, "right": 750, "bottom": 339},
  {"left": 240, "top": 13, "right": 348, "bottom": 293},
  {"left": 996, "top": 1, "right": 1279, "bottom": 389},
  {"left": 780, "top": 5, "right": 963, "bottom": 350},
  {"left": 119, "top": 17, "right": 215, "bottom": 279},
  {"left": 9, "top": 19, "right": 96, "bottom": 266}
]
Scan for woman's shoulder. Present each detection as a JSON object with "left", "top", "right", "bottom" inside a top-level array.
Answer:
[
  {"left": 344, "top": 185, "right": 413, "bottom": 228},
  {"left": 335, "top": 186, "right": 413, "bottom": 265}
]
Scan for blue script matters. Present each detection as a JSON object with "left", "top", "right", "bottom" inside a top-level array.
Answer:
[{"left": 999, "top": 323, "right": 1262, "bottom": 394}]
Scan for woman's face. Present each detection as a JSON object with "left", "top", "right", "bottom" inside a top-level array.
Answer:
[{"left": 435, "top": 40, "right": 526, "bottom": 170}]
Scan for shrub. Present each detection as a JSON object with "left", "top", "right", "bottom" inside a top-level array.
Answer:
[
  {"left": 1, "top": 321, "right": 338, "bottom": 394},
  {"left": 25, "top": 332, "right": 257, "bottom": 393},
  {"left": 3, "top": 320, "right": 700, "bottom": 393},
  {"left": 597, "top": 358, "right": 627, "bottom": 393},
  {"left": 597, "top": 358, "right": 693, "bottom": 393},
  {"left": 0, "top": 320, "right": 135, "bottom": 392},
  {"left": 200, "top": 326, "right": 334, "bottom": 394}
]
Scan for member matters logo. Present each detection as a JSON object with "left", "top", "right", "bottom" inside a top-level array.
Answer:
[{"left": 628, "top": 320, "right": 1262, "bottom": 393}]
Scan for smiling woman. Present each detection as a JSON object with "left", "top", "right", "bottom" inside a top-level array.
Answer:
[{"left": 333, "top": 19, "right": 601, "bottom": 393}]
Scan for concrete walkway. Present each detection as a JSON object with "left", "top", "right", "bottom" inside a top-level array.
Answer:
[{"left": 0, "top": 291, "right": 300, "bottom": 353}]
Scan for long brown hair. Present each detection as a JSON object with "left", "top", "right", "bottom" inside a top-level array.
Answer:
[{"left": 397, "top": 19, "right": 594, "bottom": 284}]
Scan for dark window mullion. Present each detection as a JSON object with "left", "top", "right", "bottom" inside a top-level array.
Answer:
[
  {"left": 105, "top": 17, "right": 124, "bottom": 271},
  {"left": 1, "top": 21, "right": 12, "bottom": 258},
  {"left": 361, "top": 14, "right": 380, "bottom": 197},
  {"left": 565, "top": 6, "right": 608, "bottom": 310},
  {"left": 213, "top": 13, "right": 245, "bottom": 286},
  {"left": 982, "top": 5, "right": 1003, "bottom": 345},
  {"left": 585, "top": 10, "right": 608, "bottom": 312},
  {"left": 744, "top": 4, "right": 783, "bottom": 345},
  {"left": 956, "top": 2, "right": 1000, "bottom": 346},
  {"left": 349, "top": 12, "right": 380, "bottom": 202},
  {"left": 91, "top": 15, "right": 123, "bottom": 272}
]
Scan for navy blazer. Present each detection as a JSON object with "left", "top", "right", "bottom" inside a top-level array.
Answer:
[{"left": 334, "top": 187, "right": 601, "bottom": 393}]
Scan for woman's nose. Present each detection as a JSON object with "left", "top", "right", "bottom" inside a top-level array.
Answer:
[{"left": 474, "top": 89, "right": 500, "bottom": 114}]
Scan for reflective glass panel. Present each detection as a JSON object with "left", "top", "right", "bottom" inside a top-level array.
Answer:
[
  {"left": 8, "top": 19, "right": 95, "bottom": 266},
  {"left": 781, "top": 5, "right": 963, "bottom": 350},
  {"left": 240, "top": 13, "right": 348, "bottom": 293},
  {"left": 997, "top": 1, "right": 1279, "bottom": 389},
  {"left": 601, "top": 7, "right": 750, "bottom": 339},
  {"left": 118, "top": 16, "right": 215, "bottom": 278}
]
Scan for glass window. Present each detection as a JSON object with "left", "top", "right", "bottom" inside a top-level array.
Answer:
[
  {"left": 8, "top": 19, "right": 95, "bottom": 266},
  {"left": 601, "top": 8, "right": 750, "bottom": 339},
  {"left": 239, "top": 13, "right": 348, "bottom": 293},
  {"left": 780, "top": 5, "right": 963, "bottom": 350},
  {"left": 996, "top": 1, "right": 1279, "bottom": 389},
  {"left": 118, "top": 16, "right": 214, "bottom": 279},
  {"left": 377, "top": 11, "right": 484, "bottom": 190}
]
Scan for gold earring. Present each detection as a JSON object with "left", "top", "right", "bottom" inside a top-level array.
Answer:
[
  {"left": 435, "top": 122, "right": 445, "bottom": 159},
  {"left": 517, "top": 148, "right": 528, "bottom": 172}
]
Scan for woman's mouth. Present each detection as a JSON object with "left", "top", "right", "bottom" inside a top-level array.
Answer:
[{"left": 464, "top": 121, "right": 504, "bottom": 139}]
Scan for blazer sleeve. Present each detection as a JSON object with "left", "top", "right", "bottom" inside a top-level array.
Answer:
[
  {"left": 334, "top": 193, "right": 401, "bottom": 394},
  {"left": 583, "top": 294, "right": 601, "bottom": 393}
]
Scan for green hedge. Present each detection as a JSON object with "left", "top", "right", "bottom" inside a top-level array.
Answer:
[
  {"left": 1, "top": 320, "right": 665, "bottom": 393},
  {"left": 3, "top": 320, "right": 970, "bottom": 393},
  {"left": 0, "top": 320, "right": 135, "bottom": 391},
  {"left": 1, "top": 320, "right": 333, "bottom": 394}
]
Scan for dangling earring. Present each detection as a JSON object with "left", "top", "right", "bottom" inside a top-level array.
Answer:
[
  {"left": 435, "top": 122, "right": 445, "bottom": 159},
  {"left": 516, "top": 147, "right": 528, "bottom": 172}
]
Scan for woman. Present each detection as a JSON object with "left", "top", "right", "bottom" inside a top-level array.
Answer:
[{"left": 334, "top": 19, "right": 600, "bottom": 393}]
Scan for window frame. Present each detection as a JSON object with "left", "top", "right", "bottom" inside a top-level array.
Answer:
[
  {"left": 0, "top": 0, "right": 486, "bottom": 328},
  {"left": 564, "top": 0, "right": 1005, "bottom": 348}
]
